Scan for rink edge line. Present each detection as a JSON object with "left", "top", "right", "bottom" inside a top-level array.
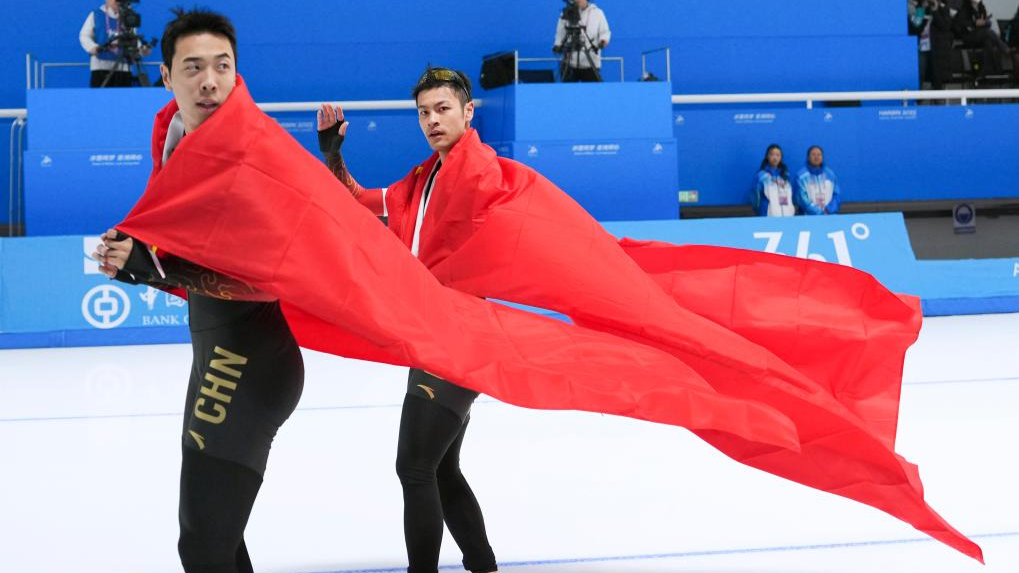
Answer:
[{"left": 305, "top": 531, "right": 1019, "bottom": 573}]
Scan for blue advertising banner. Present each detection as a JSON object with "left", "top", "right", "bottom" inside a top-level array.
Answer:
[
  {"left": 603, "top": 213, "right": 917, "bottom": 290},
  {"left": 603, "top": 213, "right": 1019, "bottom": 316},
  {"left": 0, "top": 235, "right": 189, "bottom": 348},
  {"left": 2, "top": 214, "right": 1016, "bottom": 349}
]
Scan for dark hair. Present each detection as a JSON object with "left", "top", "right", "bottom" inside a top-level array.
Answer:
[
  {"left": 806, "top": 145, "right": 825, "bottom": 167},
  {"left": 759, "top": 143, "right": 788, "bottom": 179},
  {"left": 161, "top": 8, "right": 237, "bottom": 71},
  {"left": 412, "top": 67, "right": 473, "bottom": 106}
]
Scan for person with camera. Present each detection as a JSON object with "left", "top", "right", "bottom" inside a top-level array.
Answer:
[
  {"left": 552, "top": 0, "right": 611, "bottom": 82},
  {"left": 79, "top": 0, "right": 150, "bottom": 87}
]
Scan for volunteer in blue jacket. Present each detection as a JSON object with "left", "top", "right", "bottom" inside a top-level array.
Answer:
[
  {"left": 795, "top": 146, "right": 842, "bottom": 215},
  {"left": 750, "top": 144, "right": 795, "bottom": 217}
]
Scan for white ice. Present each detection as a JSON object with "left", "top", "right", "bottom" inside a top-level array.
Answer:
[{"left": 1, "top": 313, "right": 1017, "bottom": 573}]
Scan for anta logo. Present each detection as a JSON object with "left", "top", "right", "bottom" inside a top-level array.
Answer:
[
  {"left": 193, "top": 346, "right": 248, "bottom": 425},
  {"left": 188, "top": 430, "right": 206, "bottom": 450},
  {"left": 417, "top": 384, "right": 436, "bottom": 400}
]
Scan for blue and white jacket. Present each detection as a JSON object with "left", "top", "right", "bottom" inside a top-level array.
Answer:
[
  {"left": 794, "top": 166, "right": 841, "bottom": 215},
  {"left": 79, "top": 5, "right": 131, "bottom": 71},
  {"left": 750, "top": 167, "right": 795, "bottom": 217}
]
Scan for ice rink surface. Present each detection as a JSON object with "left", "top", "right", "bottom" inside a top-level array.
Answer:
[{"left": 1, "top": 313, "right": 1016, "bottom": 573}]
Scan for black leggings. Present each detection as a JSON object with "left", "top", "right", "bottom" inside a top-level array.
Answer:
[
  {"left": 177, "top": 297, "right": 303, "bottom": 572},
  {"left": 178, "top": 448, "right": 262, "bottom": 573},
  {"left": 396, "top": 372, "right": 497, "bottom": 573}
]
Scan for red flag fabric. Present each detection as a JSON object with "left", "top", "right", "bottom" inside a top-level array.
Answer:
[
  {"left": 117, "top": 76, "right": 801, "bottom": 453},
  {"left": 370, "top": 129, "right": 980, "bottom": 561},
  {"left": 117, "top": 77, "right": 980, "bottom": 561}
]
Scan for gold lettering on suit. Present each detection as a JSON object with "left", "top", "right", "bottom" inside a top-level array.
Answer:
[{"left": 193, "top": 346, "right": 249, "bottom": 425}]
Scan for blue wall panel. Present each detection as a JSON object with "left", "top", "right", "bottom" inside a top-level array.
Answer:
[
  {"left": 673, "top": 104, "right": 1019, "bottom": 206},
  {"left": 494, "top": 139, "right": 679, "bottom": 221}
]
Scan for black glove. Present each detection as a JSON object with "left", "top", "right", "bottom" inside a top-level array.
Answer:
[
  {"left": 318, "top": 121, "right": 346, "bottom": 155},
  {"left": 114, "top": 268, "right": 142, "bottom": 285},
  {"left": 552, "top": 44, "right": 563, "bottom": 54},
  {"left": 110, "top": 230, "right": 157, "bottom": 281}
]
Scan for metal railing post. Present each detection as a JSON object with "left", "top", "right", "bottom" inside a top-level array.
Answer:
[{"left": 15, "top": 118, "right": 25, "bottom": 235}]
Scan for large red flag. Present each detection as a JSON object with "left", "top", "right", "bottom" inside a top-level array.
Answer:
[{"left": 117, "top": 77, "right": 979, "bottom": 561}]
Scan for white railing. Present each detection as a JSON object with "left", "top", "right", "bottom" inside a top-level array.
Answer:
[
  {"left": 260, "top": 100, "right": 420, "bottom": 113},
  {"left": 641, "top": 47, "right": 671, "bottom": 82},
  {"left": 515, "top": 51, "right": 625, "bottom": 83},
  {"left": 26, "top": 54, "right": 162, "bottom": 89},
  {"left": 7, "top": 117, "right": 26, "bottom": 236},
  {"left": 39, "top": 62, "right": 163, "bottom": 88},
  {"left": 672, "top": 89, "right": 1019, "bottom": 108}
]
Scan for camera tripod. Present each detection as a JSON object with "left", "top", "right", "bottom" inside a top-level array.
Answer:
[
  {"left": 97, "top": 35, "right": 153, "bottom": 88},
  {"left": 559, "top": 23, "right": 602, "bottom": 82}
]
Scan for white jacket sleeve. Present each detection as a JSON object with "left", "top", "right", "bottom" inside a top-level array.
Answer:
[
  {"left": 80, "top": 11, "right": 98, "bottom": 54},
  {"left": 594, "top": 8, "right": 611, "bottom": 46},
  {"left": 554, "top": 16, "right": 566, "bottom": 48}
]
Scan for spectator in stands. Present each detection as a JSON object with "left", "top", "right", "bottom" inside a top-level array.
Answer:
[
  {"left": 794, "top": 146, "right": 841, "bottom": 216},
  {"left": 953, "top": 0, "right": 1019, "bottom": 82},
  {"left": 553, "top": 0, "right": 611, "bottom": 82},
  {"left": 909, "top": 0, "right": 955, "bottom": 89},
  {"left": 79, "top": 0, "right": 149, "bottom": 87},
  {"left": 909, "top": 0, "right": 932, "bottom": 84},
  {"left": 750, "top": 144, "right": 795, "bottom": 217}
]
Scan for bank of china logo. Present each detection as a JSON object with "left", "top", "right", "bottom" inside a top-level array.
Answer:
[
  {"left": 82, "top": 284, "right": 131, "bottom": 329},
  {"left": 83, "top": 236, "right": 104, "bottom": 275},
  {"left": 40, "top": 155, "right": 53, "bottom": 167},
  {"left": 527, "top": 145, "right": 539, "bottom": 157},
  {"left": 652, "top": 143, "right": 664, "bottom": 154},
  {"left": 140, "top": 286, "right": 159, "bottom": 311}
]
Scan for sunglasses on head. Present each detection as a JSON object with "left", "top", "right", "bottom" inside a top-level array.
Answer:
[{"left": 416, "top": 68, "right": 471, "bottom": 100}]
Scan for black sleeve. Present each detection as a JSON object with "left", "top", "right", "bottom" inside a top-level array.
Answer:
[{"left": 112, "top": 232, "right": 273, "bottom": 301}]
